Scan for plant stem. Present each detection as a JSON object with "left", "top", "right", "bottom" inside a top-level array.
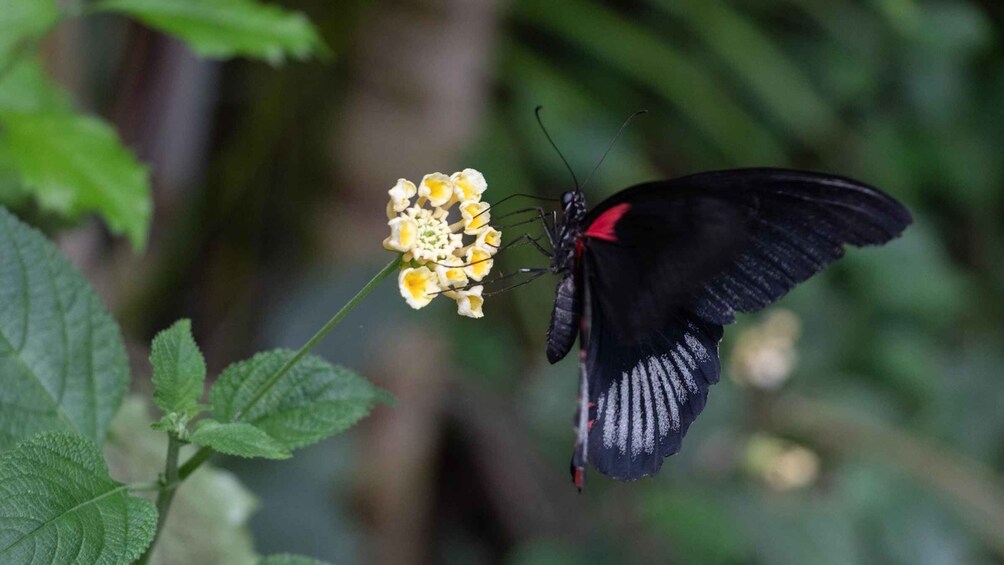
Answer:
[
  {"left": 167, "top": 257, "right": 398, "bottom": 528},
  {"left": 137, "top": 433, "right": 181, "bottom": 565}
]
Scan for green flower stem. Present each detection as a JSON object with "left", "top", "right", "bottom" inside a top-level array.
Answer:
[
  {"left": 175, "top": 255, "right": 398, "bottom": 483},
  {"left": 142, "top": 258, "right": 398, "bottom": 561}
]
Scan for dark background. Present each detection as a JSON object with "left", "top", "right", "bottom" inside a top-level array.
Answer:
[{"left": 39, "top": 0, "right": 1004, "bottom": 563}]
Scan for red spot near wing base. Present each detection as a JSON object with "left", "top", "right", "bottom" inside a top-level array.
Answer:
[{"left": 584, "top": 202, "right": 631, "bottom": 242}]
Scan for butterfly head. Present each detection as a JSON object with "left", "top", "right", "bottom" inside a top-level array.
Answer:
[{"left": 560, "top": 190, "right": 587, "bottom": 224}]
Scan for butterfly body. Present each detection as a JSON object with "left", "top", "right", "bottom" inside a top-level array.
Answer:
[{"left": 543, "top": 168, "right": 912, "bottom": 488}]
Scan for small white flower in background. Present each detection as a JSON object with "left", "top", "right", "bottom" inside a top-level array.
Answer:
[
  {"left": 383, "top": 168, "right": 501, "bottom": 317},
  {"left": 744, "top": 434, "right": 820, "bottom": 491},
  {"left": 730, "top": 309, "right": 801, "bottom": 389}
]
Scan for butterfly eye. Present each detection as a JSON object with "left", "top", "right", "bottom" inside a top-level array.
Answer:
[{"left": 561, "top": 191, "right": 576, "bottom": 208}]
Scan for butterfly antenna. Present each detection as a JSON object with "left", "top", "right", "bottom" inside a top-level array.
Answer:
[
  {"left": 535, "top": 106, "right": 579, "bottom": 191},
  {"left": 580, "top": 109, "right": 648, "bottom": 191}
]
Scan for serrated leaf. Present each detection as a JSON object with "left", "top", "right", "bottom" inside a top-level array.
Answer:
[
  {"left": 0, "top": 207, "right": 129, "bottom": 450},
  {"left": 95, "top": 0, "right": 326, "bottom": 64},
  {"left": 0, "top": 112, "right": 152, "bottom": 249},
  {"left": 0, "top": 0, "right": 58, "bottom": 62},
  {"left": 0, "top": 432, "right": 158, "bottom": 563},
  {"left": 190, "top": 420, "right": 290, "bottom": 459},
  {"left": 105, "top": 396, "right": 258, "bottom": 565},
  {"left": 0, "top": 57, "right": 72, "bottom": 114},
  {"left": 150, "top": 319, "right": 206, "bottom": 418},
  {"left": 260, "top": 554, "right": 331, "bottom": 565},
  {"left": 211, "top": 350, "right": 384, "bottom": 451}
]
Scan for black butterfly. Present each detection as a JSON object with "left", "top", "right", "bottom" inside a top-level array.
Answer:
[{"left": 539, "top": 167, "right": 911, "bottom": 489}]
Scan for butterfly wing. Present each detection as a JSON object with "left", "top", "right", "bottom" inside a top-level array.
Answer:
[
  {"left": 582, "top": 168, "right": 912, "bottom": 339},
  {"left": 571, "top": 168, "right": 911, "bottom": 482},
  {"left": 571, "top": 261, "right": 723, "bottom": 484}
]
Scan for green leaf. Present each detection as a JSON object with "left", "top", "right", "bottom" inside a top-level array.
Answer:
[
  {"left": 0, "top": 0, "right": 58, "bottom": 62},
  {"left": 105, "top": 396, "right": 259, "bottom": 565},
  {"left": 259, "top": 554, "right": 331, "bottom": 565},
  {"left": 0, "top": 112, "right": 152, "bottom": 249},
  {"left": 0, "top": 57, "right": 72, "bottom": 114},
  {"left": 0, "top": 207, "right": 129, "bottom": 450},
  {"left": 0, "top": 432, "right": 157, "bottom": 563},
  {"left": 150, "top": 319, "right": 206, "bottom": 418},
  {"left": 95, "top": 0, "right": 327, "bottom": 64},
  {"left": 210, "top": 350, "right": 385, "bottom": 451},
  {"left": 189, "top": 419, "right": 291, "bottom": 459}
]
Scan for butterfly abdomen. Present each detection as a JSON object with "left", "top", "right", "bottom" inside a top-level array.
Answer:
[{"left": 546, "top": 272, "right": 580, "bottom": 364}]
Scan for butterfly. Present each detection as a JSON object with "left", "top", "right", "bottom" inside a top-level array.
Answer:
[{"left": 540, "top": 167, "right": 912, "bottom": 489}]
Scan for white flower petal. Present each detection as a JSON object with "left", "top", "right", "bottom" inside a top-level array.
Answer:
[
  {"left": 388, "top": 179, "right": 417, "bottom": 213},
  {"left": 464, "top": 247, "right": 493, "bottom": 281},
  {"left": 476, "top": 227, "right": 502, "bottom": 255},
  {"left": 460, "top": 199, "right": 490, "bottom": 235},
  {"left": 419, "top": 173, "right": 454, "bottom": 207},
  {"left": 398, "top": 266, "right": 439, "bottom": 309},
  {"left": 455, "top": 286, "right": 484, "bottom": 318},
  {"left": 384, "top": 216, "right": 418, "bottom": 252},
  {"left": 452, "top": 169, "right": 487, "bottom": 202}
]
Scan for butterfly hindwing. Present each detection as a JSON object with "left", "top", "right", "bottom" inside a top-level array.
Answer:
[{"left": 574, "top": 259, "right": 724, "bottom": 481}]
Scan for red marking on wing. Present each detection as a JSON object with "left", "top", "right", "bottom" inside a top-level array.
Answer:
[
  {"left": 573, "top": 465, "right": 586, "bottom": 491},
  {"left": 584, "top": 202, "right": 631, "bottom": 242}
]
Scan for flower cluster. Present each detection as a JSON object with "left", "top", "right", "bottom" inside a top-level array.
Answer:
[{"left": 383, "top": 169, "right": 502, "bottom": 318}]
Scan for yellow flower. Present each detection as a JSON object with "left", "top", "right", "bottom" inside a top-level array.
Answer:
[
  {"left": 398, "top": 266, "right": 439, "bottom": 309},
  {"left": 475, "top": 227, "right": 502, "bottom": 255},
  {"left": 455, "top": 286, "right": 484, "bottom": 318},
  {"left": 452, "top": 169, "right": 487, "bottom": 202},
  {"left": 384, "top": 168, "right": 500, "bottom": 317},
  {"left": 383, "top": 216, "right": 418, "bottom": 252},
  {"left": 419, "top": 173, "right": 454, "bottom": 207},
  {"left": 460, "top": 200, "right": 490, "bottom": 234},
  {"left": 434, "top": 255, "right": 469, "bottom": 297},
  {"left": 388, "top": 178, "right": 417, "bottom": 213},
  {"left": 464, "top": 247, "right": 492, "bottom": 281}
]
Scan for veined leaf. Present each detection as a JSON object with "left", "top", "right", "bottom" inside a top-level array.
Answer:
[
  {"left": 104, "top": 396, "right": 259, "bottom": 565},
  {"left": 0, "top": 112, "right": 152, "bottom": 249},
  {"left": 0, "top": 207, "right": 129, "bottom": 450},
  {"left": 260, "top": 554, "right": 332, "bottom": 565},
  {"left": 0, "top": 0, "right": 58, "bottom": 63},
  {"left": 94, "top": 0, "right": 326, "bottom": 64},
  {"left": 210, "top": 350, "right": 386, "bottom": 451},
  {"left": 150, "top": 319, "right": 206, "bottom": 418},
  {"left": 189, "top": 420, "right": 291, "bottom": 459},
  {"left": 0, "top": 432, "right": 157, "bottom": 563}
]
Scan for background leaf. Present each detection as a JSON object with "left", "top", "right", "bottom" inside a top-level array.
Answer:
[
  {"left": 0, "top": 432, "right": 157, "bottom": 563},
  {"left": 150, "top": 318, "right": 206, "bottom": 418},
  {"left": 0, "top": 0, "right": 58, "bottom": 62},
  {"left": 0, "top": 207, "right": 128, "bottom": 451},
  {"left": 190, "top": 420, "right": 291, "bottom": 459},
  {"left": 210, "top": 350, "right": 385, "bottom": 452},
  {"left": 94, "top": 0, "right": 327, "bottom": 64},
  {"left": 0, "top": 113, "right": 151, "bottom": 249},
  {"left": 0, "top": 57, "right": 72, "bottom": 114}
]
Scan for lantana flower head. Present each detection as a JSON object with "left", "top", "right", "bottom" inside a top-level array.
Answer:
[{"left": 383, "top": 168, "right": 500, "bottom": 318}]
